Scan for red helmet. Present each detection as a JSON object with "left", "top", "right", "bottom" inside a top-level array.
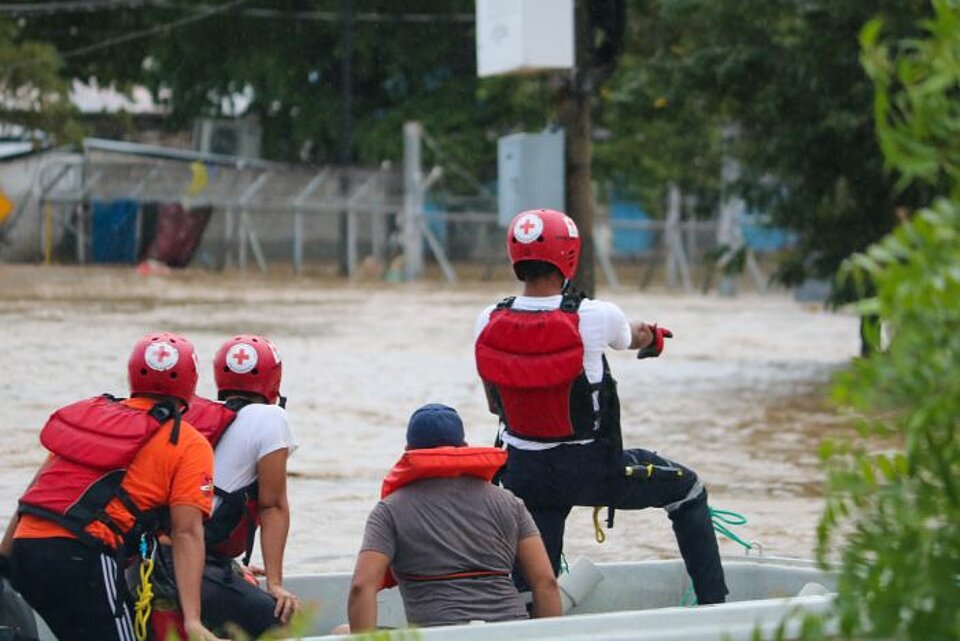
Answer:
[
  {"left": 507, "top": 209, "right": 581, "bottom": 280},
  {"left": 128, "top": 332, "right": 199, "bottom": 404},
  {"left": 213, "top": 335, "right": 283, "bottom": 404}
]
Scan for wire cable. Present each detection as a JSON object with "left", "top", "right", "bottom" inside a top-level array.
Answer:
[
  {"left": 0, "top": 1, "right": 166, "bottom": 14},
  {"left": 7, "top": 0, "right": 249, "bottom": 71},
  {"left": 238, "top": 8, "right": 474, "bottom": 23}
]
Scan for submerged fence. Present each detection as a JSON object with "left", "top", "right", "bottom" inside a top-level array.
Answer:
[{"left": 7, "top": 136, "right": 786, "bottom": 294}]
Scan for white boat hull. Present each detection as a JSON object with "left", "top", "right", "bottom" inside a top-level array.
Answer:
[{"left": 284, "top": 556, "right": 836, "bottom": 641}]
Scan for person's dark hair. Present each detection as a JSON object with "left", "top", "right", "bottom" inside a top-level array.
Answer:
[{"left": 514, "top": 260, "right": 563, "bottom": 282}]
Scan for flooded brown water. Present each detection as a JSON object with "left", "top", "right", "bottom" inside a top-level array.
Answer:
[{"left": 0, "top": 265, "right": 860, "bottom": 572}]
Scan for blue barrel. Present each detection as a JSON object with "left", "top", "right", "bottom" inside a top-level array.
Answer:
[{"left": 91, "top": 199, "right": 139, "bottom": 263}]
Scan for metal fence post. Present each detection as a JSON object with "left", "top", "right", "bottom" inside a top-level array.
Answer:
[{"left": 403, "top": 121, "right": 424, "bottom": 280}]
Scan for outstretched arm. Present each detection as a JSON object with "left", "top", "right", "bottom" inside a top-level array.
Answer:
[
  {"left": 348, "top": 550, "right": 391, "bottom": 632},
  {"left": 516, "top": 536, "right": 561, "bottom": 619},
  {"left": 257, "top": 448, "right": 300, "bottom": 623}
]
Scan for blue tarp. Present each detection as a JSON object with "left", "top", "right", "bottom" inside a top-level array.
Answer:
[
  {"left": 741, "top": 211, "right": 793, "bottom": 252},
  {"left": 91, "top": 199, "right": 138, "bottom": 263},
  {"left": 611, "top": 201, "right": 655, "bottom": 256}
]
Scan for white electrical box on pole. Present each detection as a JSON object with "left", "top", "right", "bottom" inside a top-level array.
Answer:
[{"left": 476, "top": 0, "right": 574, "bottom": 77}]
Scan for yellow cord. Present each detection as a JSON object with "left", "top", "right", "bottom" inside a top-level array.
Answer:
[
  {"left": 134, "top": 555, "right": 155, "bottom": 641},
  {"left": 592, "top": 506, "right": 606, "bottom": 543}
]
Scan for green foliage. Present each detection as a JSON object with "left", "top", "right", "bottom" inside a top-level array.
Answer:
[
  {"left": 801, "top": 2, "right": 960, "bottom": 639},
  {"left": 646, "top": 0, "right": 934, "bottom": 297},
  {"left": 861, "top": 3, "right": 960, "bottom": 199},
  {"left": 0, "top": 19, "right": 83, "bottom": 144},
  {"left": 593, "top": 3, "right": 725, "bottom": 217}
]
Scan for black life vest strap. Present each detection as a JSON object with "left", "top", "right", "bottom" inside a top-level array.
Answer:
[
  {"left": 112, "top": 486, "right": 142, "bottom": 520},
  {"left": 148, "top": 400, "right": 181, "bottom": 445},
  {"left": 559, "top": 285, "right": 584, "bottom": 312},
  {"left": 494, "top": 289, "right": 584, "bottom": 313},
  {"left": 16, "top": 503, "right": 106, "bottom": 549},
  {"left": 206, "top": 481, "right": 259, "bottom": 565}
]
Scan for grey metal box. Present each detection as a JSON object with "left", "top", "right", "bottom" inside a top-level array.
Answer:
[{"left": 497, "top": 129, "right": 565, "bottom": 226}]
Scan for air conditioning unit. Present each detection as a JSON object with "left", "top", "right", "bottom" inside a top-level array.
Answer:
[{"left": 193, "top": 118, "right": 262, "bottom": 158}]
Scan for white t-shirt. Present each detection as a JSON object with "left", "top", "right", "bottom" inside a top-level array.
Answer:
[
  {"left": 212, "top": 403, "right": 298, "bottom": 506},
  {"left": 474, "top": 295, "right": 632, "bottom": 450}
]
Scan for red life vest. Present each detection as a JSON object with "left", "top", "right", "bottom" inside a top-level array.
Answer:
[
  {"left": 379, "top": 446, "right": 509, "bottom": 589},
  {"left": 18, "top": 395, "right": 178, "bottom": 550},
  {"left": 475, "top": 294, "right": 604, "bottom": 442},
  {"left": 183, "top": 395, "right": 236, "bottom": 448},
  {"left": 182, "top": 396, "right": 259, "bottom": 564}
]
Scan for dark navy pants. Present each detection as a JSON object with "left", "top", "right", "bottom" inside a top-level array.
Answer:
[{"left": 502, "top": 441, "right": 728, "bottom": 604}]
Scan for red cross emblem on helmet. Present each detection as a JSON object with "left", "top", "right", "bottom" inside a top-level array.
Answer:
[
  {"left": 225, "top": 343, "right": 258, "bottom": 374},
  {"left": 214, "top": 335, "right": 283, "bottom": 404},
  {"left": 507, "top": 209, "right": 581, "bottom": 280},
  {"left": 144, "top": 342, "right": 179, "bottom": 371}
]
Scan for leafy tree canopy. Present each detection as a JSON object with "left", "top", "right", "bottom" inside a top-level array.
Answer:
[
  {"left": 0, "top": 18, "right": 82, "bottom": 143},
  {"left": 636, "top": 0, "right": 935, "bottom": 295}
]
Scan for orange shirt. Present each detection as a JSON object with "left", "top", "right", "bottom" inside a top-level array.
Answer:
[{"left": 16, "top": 398, "right": 214, "bottom": 548}]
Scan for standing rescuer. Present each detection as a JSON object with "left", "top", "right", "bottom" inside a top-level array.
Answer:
[
  {"left": 474, "top": 209, "right": 728, "bottom": 605},
  {"left": 0, "top": 332, "right": 223, "bottom": 641},
  {"left": 155, "top": 334, "right": 299, "bottom": 640}
]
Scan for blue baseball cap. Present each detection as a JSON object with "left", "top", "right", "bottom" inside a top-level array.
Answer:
[{"left": 406, "top": 403, "right": 467, "bottom": 450}]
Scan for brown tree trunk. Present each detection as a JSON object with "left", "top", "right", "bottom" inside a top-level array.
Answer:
[{"left": 557, "top": 0, "right": 596, "bottom": 298}]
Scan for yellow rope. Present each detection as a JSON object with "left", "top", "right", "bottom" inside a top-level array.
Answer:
[
  {"left": 134, "top": 555, "right": 155, "bottom": 641},
  {"left": 592, "top": 506, "right": 606, "bottom": 543}
]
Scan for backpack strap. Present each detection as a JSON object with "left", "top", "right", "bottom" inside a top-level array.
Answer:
[
  {"left": 148, "top": 400, "right": 181, "bottom": 445},
  {"left": 560, "top": 285, "right": 585, "bottom": 312}
]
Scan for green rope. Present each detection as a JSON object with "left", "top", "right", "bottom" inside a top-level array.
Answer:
[
  {"left": 709, "top": 508, "right": 754, "bottom": 552},
  {"left": 681, "top": 506, "right": 756, "bottom": 606}
]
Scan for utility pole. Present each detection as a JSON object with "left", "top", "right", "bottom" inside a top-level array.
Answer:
[{"left": 557, "top": 0, "right": 595, "bottom": 297}]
